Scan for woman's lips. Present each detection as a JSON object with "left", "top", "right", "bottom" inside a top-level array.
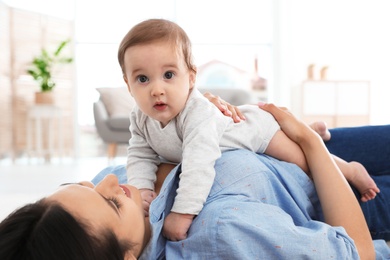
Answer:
[{"left": 119, "top": 185, "right": 131, "bottom": 198}]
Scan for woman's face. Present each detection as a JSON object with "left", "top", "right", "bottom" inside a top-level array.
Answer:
[{"left": 47, "top": 174, "right": 145, "bottom": 257}]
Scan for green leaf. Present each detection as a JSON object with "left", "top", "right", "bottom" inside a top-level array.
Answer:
[{"left": 27, "top": 39, "right": 73, "bottom": 92}]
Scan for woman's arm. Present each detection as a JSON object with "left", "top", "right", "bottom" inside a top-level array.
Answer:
[{"left": 260, "top": 103, "right": 375, "bottom": 260}]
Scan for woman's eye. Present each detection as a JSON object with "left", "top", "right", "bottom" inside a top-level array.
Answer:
[
  {"left": 109, "top": 197, "right": 122, "bottom": 209},
  {"left": 164, "top": 71, "right": 174, "bottom": 79},
  {"left": 137, "top": 75, "right": 148, "bottom": 83}
]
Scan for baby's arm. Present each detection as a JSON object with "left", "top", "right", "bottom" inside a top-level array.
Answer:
[
  {"left": 265, "top": 130, "right": 310, "bottom": 174},
  {"left": 127, "top": 109, "right": 160, "bottom": 215},
  {"left": 163, "top": 213, "right": 195, "bottom": 241},
  {"left": 140, "top": 189, "right": 157, "bottom": 217},
  {"left": 162, "top": 92, "right": 226, "bottom": 241}
]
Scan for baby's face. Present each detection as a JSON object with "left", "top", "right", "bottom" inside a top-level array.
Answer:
[{"left": 123, "top": 41, "right": 195, "bottom": 127}]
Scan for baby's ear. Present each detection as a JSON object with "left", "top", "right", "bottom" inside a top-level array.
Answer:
[
  {"left": 123, "top": 76, "right": 133, "bottom": 96},
  {"left": 189, "top": 70, "right": 196, "bottom": 89},
  {"left": 123, "top": 75, "right": 128, "bottom": 84}
]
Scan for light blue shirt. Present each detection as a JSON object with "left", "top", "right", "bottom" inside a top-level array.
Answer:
[
  {"left": 140, "top": 150, "right": 389, "bottom": 260},
  {"left": 92, "top": 150, "right": 390, "bottom": 259}
]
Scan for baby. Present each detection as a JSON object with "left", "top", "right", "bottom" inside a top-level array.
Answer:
[{"left": 118, "top": 19, "right": 379, "bottom": 241}]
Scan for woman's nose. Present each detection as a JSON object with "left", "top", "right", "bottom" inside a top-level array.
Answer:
[{"left": 95, "top": 174, "right": 120, "bottom": 194}]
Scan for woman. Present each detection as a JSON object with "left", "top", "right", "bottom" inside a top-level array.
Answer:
[{"left": 0, "top": 103, "right": 389, "bottom": 259}]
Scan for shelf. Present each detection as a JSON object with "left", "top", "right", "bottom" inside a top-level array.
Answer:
[{"left": 301, "top": 80, "right": 370, "bottom": 128}]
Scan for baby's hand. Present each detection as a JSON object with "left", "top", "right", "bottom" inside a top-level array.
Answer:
[
  {"left": 140, "top": 189, "right": 157, "bottom": 217},
  {"left": 162, "top": 212, "right": 194, "bottom": 241}
]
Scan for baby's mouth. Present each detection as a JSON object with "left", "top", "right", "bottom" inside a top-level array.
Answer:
[{"left": 154, "top": 102, "right": 167, "bottom": 110}]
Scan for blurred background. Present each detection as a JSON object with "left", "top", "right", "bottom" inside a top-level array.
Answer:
[
  {"left": 1, "top": 0, "right": 390, "bottom": 161},
  {"left": 1, "top": 0, "right": 390, "bottom": 219}
]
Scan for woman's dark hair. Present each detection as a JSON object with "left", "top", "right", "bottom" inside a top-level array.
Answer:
[{"left": 0, "top": 199, "right": 132, "bottom": 260}]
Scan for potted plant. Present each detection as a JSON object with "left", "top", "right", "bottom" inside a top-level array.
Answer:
[{"left": 27, "top": 39, "right": 73, "bottom": 104}]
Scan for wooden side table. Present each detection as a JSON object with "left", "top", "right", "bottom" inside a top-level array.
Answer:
[{"left": 26, "top": 105, "right": 63, "bottom": 162}]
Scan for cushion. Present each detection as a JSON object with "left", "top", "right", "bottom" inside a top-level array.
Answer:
[
  {"left": 96, "top": 87, "right": 135, "bottom": 118},
  {"left": 107, "top": 117, "right": 130, "bottom": 130}
]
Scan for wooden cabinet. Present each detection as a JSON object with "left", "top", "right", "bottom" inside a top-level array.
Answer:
[
  {"left": 301, "top": 80, "right": 370, "bottom": 128},
  {"left": 251, "top": 90, "right": 268, "bottom": 102}
]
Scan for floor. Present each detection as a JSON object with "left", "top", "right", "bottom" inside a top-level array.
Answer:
[
  {"left": 0, "top": 156, "right": 127, "bottom": 221},
  {"left": 0, "top": 127, "right": 128, "bottom": 221}
]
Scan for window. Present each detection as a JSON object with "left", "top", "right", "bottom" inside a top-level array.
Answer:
[
  {"left": 75, "top": 0, "right": 273, "bottom": 125},
  {"left": 6, "top": 0, "right": 273, "bottom": 125}
]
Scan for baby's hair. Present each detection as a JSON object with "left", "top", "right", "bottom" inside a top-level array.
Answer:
[{"left": 118, "top": 18, "right": 196, "bottom": 75}]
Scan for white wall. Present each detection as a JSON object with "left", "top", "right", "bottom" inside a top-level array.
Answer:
[
  {"left": 5, "top": 0, "right": 389, "bottom": 125},
  {"left": 274, "top": 0, "right": 390, "bottom": 125}
]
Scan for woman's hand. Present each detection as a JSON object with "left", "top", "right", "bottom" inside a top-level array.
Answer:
[
  {"left": 258, "top": 102, "right": 318, "bottom": 145},
  {"left": 203, "top": 92, "right": 245, "bottom": 123}
]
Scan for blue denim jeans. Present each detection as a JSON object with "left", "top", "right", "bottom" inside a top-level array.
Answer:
[
  {"left": 327, "top": 125, "right": 390, "bottom": 176},
  {"left": 326, "top": 125, "right": 390, "bottom": 240}
]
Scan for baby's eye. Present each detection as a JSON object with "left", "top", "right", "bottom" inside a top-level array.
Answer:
[
  {"left": 137, "top": 75, "right": 149, "bottom": 83},
  {"left": 164, "top": 71, "right": 174, "bottom": 79}
]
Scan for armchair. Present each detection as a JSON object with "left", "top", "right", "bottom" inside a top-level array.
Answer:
[
  {"left": 94, "top": 87, "right": 257, "bottom": 159},
  {"left": 93, "top": 99, "right": 132, "bottom": 158}
]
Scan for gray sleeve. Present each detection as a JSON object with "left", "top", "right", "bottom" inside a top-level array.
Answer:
[
  {"left": 171, "top": 93, "right": 229, "bottom": 214},
  {"left": 126, "top": 108, "right": 160, "bottom": 190}
]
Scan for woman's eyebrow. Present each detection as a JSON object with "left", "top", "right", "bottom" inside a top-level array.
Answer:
[
  {"left": 59, "top": 182, "right": 82, "bottom": 187},
  {"left": 60, "top": 182, "right": 120, "bottom": 216}
]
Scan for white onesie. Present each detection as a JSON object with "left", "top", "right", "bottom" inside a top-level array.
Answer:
[{"left": 127, "top": 88, "right": 280, "bottom": 215}]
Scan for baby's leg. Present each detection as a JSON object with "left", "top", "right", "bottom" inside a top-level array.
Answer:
[
  {"left": 333, "top": 156, "right": 380, "bottom": 202},
  {"left": 265, "top": 130, "right": 310, "bottom": 174},
  {"left": 267, "top": 127, "right": 380, "bottom": 202},
  {"left": 309, "top": 121, "right": 331, "bottom": 141}
]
